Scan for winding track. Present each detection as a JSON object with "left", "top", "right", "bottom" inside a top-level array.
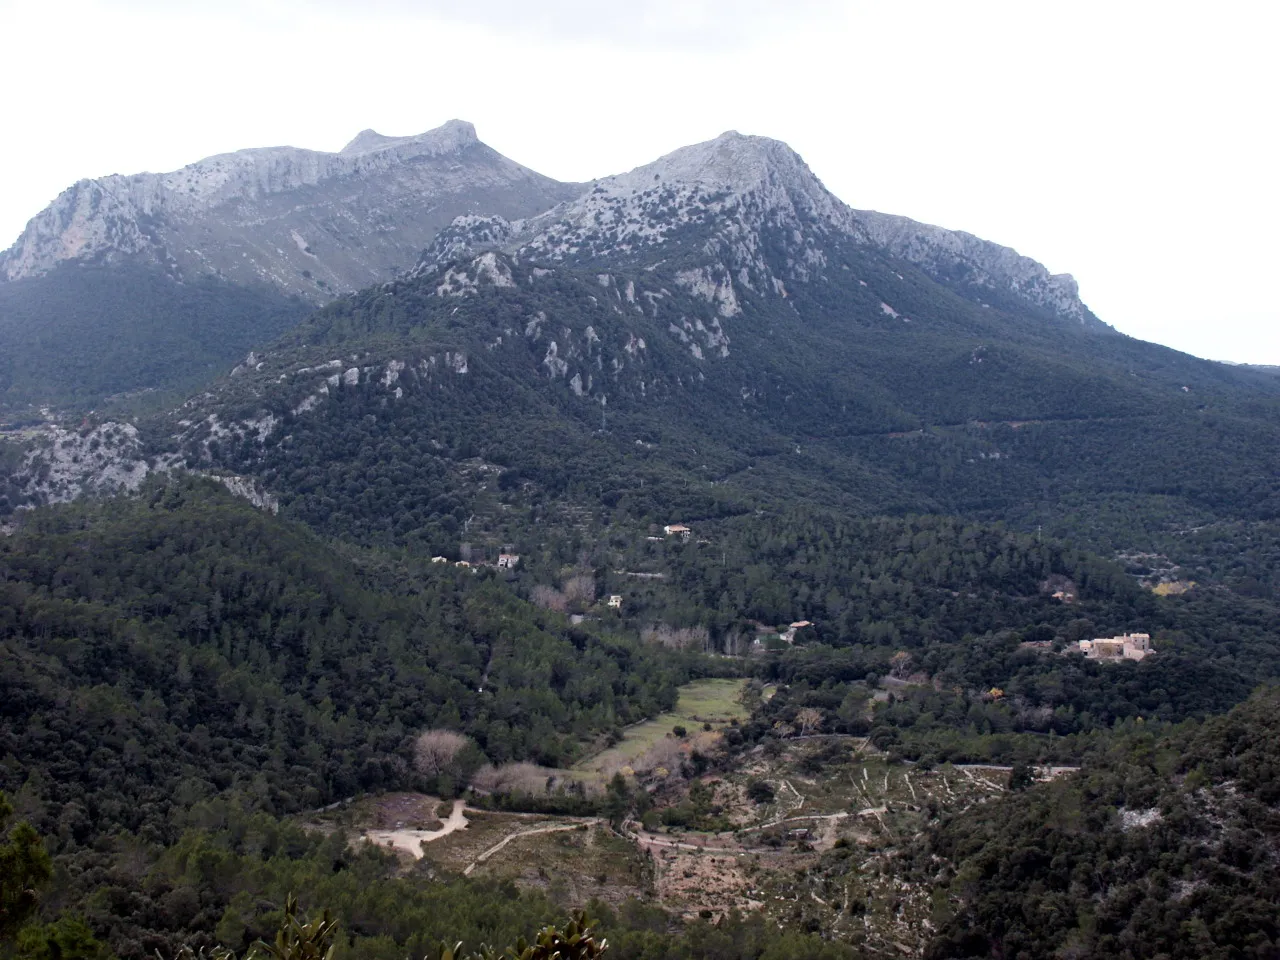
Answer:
[
  {"left": 462, "top": 821, "right": 596, "bottom": 876},
  {"left": 364, "top": 800, "right": 469, "bottom": 856}
]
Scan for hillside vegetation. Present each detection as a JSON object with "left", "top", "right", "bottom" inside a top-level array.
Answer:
[
  {"left": 923, "top": 687, "right": 1280, "bottom": 959},
  {"left": 0, "top": 265, "right": 307, "bottom": 413}
]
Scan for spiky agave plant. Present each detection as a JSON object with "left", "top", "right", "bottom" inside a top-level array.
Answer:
[{"left": 427, "top": 911, "right": 607, "bottom": 960}]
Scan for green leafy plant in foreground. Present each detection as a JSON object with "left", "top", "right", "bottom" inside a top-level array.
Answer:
[{"left": 169, "top": 897, "right": 606, "bottom": 960}]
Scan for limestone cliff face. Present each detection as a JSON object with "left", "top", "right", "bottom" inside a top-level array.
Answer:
[
  {"left": 414, "top": 130, "right": 1100, "bottom": 329},
  {"left": 4, "top": 121, "right": 1100, "bottom": 328},
  {"left": 854, "top": 210, "right": 1103, "bottom": 328},
  {"left": 0, "top": 120, "right": 580, "bottom": 299}
]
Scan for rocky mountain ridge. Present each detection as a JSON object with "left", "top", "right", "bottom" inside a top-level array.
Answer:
[
  {"left": 414, "top": 131, "right": 1101, "bottom": 329},
  {"left": 0, "top": 120, "right": 578, "bottom": 298},
  {"left": 855, "top": 209, "right": 1100, "bottom": 327},
  {"left": 6, "top": 122, "right": 1099, "bottom": 329}
]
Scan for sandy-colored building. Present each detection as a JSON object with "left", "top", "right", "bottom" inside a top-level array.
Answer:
[{"left": 1077, "top": 632, "right": 1153, "bottom": 661}]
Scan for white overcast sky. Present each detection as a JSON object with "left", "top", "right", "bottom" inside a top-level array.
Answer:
[{"left": 1, "top": 0, "right": 1277, "bottom": 363}]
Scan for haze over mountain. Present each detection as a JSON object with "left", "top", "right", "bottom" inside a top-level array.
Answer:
[
  {"left": 0, "top": 119, "right": 576, "bottom": 298},
  {"left": 0, "top": 122, "right": 1116, "bottom": 414}
]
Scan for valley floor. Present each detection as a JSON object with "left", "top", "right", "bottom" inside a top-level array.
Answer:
[{"left": 305, "top": 735, "right": 1057, "bottom": 958}]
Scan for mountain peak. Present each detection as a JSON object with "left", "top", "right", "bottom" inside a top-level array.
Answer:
[
  {"left": 0, "top": 117, "right": 568, "bottom": 290},
  {"left": 339, "top": 119, "right": 479, "bottom": 157},
  {"left": 340, "top": 129, "right": 397, "bottom": 155},
  {"left": 608, "top": 130, "right": 818, "bottom": 197}
]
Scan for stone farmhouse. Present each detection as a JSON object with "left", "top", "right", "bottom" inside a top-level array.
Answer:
[{"left": 1077, "top": 632, "right": 1154, "bottom": 662}]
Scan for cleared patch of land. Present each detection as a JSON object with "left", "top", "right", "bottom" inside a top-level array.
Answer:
[
  {"left": 575, "top": 678, "right": 748, "bottom": 776},
  {"left": 301, "top": 736, "right": 1023, "bottom": 957},
  {"left": 466, "top": 823, "right": 652, "bottom": 907}
]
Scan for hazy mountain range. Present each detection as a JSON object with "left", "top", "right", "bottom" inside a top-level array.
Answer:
[
  {"left": 4, "top": 119, "right": 1277, "bottom": 568},
  {"left": 0, "top": 119, "right": 1120, "bottom": 415}
]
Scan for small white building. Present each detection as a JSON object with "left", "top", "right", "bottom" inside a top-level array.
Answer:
[
  {"left": 781, "top": 620, "right": 813, "bottom": 644},
  {"left": 607, "top": 595, "right": 623, "bottom": 609},
  {"left": 497, "top": 553, "right": 520, "bottom": 569},
  {"left": 430, "top": 556, "right": 449, "bottom": 563},
  {"left": 664, "top": 524, "right": 692, "bottom": 541}
]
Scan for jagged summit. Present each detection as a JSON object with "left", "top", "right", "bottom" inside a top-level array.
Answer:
[
  {"left": 581, "top": 129, "right": 860, "bottom": 230},
  {"left": 5, "top": 119, "right": 1099, "bottom": 328},
  {"left": 416, "top": 129, "right": 1098, "bottom": 328},
  {"left": 411, "top": 129, "right": 867, "bottom": 320},
  {"left": 339, "top": 119, "right": 479, "bottom": 157},
  {"left": 1, "top": 119, "right": 576, "bottom": 295}
]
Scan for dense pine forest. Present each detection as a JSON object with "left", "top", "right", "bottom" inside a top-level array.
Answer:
[{"left": 0, "top": 479, "right": 693, "bottom": 842}]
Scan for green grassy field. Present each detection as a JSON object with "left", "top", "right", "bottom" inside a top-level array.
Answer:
[{"left": 575, "top": 678, "right": 747, "bottom": 775}]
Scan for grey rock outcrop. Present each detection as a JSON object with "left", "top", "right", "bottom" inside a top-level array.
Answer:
[
  {"left": 414, "top": 130, "right": 1099, "bottom": 328},
  {"left": 1, "top": 120, "right": 580, "bottom": 299},
  {"left": 854, "top": 210, "right": 1103, "bottom": 328},
  {"left": 4, "top": 121, "right": 1099, "bottom": 328}
]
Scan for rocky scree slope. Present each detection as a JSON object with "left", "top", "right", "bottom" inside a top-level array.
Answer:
[{"left": 0, "top": 120, "right": 579, "bottom": 299}]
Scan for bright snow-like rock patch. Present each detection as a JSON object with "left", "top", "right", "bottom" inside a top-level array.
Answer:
[
  {"left": 543, "top": 342, "right": 569, "bottom": 378},
  {"left": 18, "top": 422, "right": 150, "bottom": 504},
  {"left": 212, "top": 475, "right": 280, "bottom": 513},
  {"left": 675, "top": 267, "right": 741, "bottom": 318},
  {"left": 381, "top": 360, "right": 405, "bottom": 386},
  {"left": 1118, "top": 807, "right": 1163, "bottom": 831}
]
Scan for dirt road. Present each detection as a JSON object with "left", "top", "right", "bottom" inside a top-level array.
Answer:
[
  {"left": 463, "top": 821, "right": 595, "bottom": 876},
  {"left": 364, "top": 800, "right": 469, "bottom": 857}
]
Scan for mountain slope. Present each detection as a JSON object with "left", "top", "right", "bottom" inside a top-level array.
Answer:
[
  {"left": 855, "top": 207, "right": 1105, "bottom": 327},
  {"left": 0, "top": 264, "right": 309, "bottom": 412},
  {"left": 5, "top": 126, "right": 1278, "bottom": 567},
  {"left": 76, "top": 232, "right": 1266, "bottom": 578},
  {"left": 0, "top": 476, "right": 686, "bottom": 842},
  {"left": 923, "top": 686, "right": 1280, "bottom": 959},
  {"left": 1, "top": 120, "right": 579, "bottom": 299},
  {"left": 0, "top": 121, "right": 581, "bottom": 411}
]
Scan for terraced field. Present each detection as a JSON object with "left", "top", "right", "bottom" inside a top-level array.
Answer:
[{"left": 574, "top": 677, "right": 749, "bottom": 777}]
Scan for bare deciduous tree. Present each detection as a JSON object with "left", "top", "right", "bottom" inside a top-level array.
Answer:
[
  {"left": 531, "top": 584, "right": 568, "bottom": 612},
  {"left": 640, "top": 623, "right": 711, "bottom": 651},
  {"left": 889, "top": 650, "right": 914, "bottom": 679},
  {"left": 562, "top": 574, "right": 597, "bottom": 605},
  {"left": 634, "top": 737, "right": 686, "bottom": 779},
  {"left": 413, "top": 729, "right": 471, "bottom": 778},
  {"left": 472, "top": 762, "right": 594, "bottom": 796},
  {"left": 795, "top": 708, "right": 824, "bottom": 736}
]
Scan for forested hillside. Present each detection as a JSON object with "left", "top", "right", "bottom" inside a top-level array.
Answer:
[
  {"left": 922, "top": 686, "right": 1280, "bottom": 959},
  {"left": 1, "top": 123, "right": 1278, "bottom": 960},
  {"left": 0, "top": 478, "right": 691, "bottom": 848},
  {"left": 0, "top": 265, "right": 308, "bottom": 413},
  {"left": 145, "top": 251, "right": 1280, "bottom": 589},
  {"left": 581, "top": 512, "right": 1279, "bottom": 749}
]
